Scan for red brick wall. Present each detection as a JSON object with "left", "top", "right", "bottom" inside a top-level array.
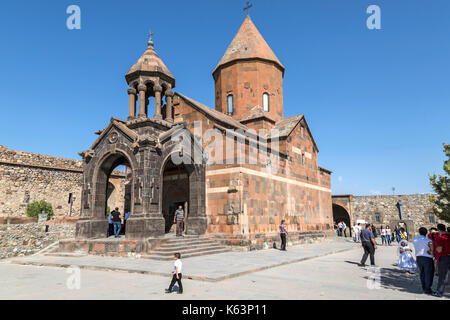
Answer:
[
  {"left": 214, "top": 60, "right": 283, "bottom": 122},
  {"left": 172, "top": 96, "right": 332, "bottom": 239}
]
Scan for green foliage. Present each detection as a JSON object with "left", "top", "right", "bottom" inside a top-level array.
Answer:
[
  {"left": 25, "top": 200, "right": 54, "bottom": 219},
  {"left": 429, "top": 143, "right": 450, "bottom": 223}
]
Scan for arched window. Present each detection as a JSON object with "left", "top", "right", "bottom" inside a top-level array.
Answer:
[
  {"left": 227, "top": 95, "right": 233, "bottom": 114},
  {"left": 263, "top": 93, "right": 269, "bottom": 112},
  {"left": 375, "top": 213, "right": 381, "bottom": 223}
]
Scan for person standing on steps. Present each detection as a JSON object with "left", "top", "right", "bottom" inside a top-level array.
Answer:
[
  {"left": 173, "top": 205, "right": 185, "bottom": 237},
  {"left": 359, "top": 223, "right": 378, "bottom": 267},
  {"left": 279, "top": 219, "right": 288, "bottom": 251}
]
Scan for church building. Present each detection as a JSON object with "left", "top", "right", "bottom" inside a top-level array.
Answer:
[{"left": 76, "top": 15, "right": 333, "bottom": 248}]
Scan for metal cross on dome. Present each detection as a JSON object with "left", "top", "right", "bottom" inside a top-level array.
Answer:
[
  {"left": 243, "top": 1, "right": 252, "bottom": 15},
  {"left": 148, "top": 30, "right": 154, "bottom": 41}
]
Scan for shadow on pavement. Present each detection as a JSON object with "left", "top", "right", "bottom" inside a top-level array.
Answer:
[
  {"left": 344, "top": 261, "right": 361, "bottom": 266},
  {"left": 378, "top": 267, "right": 423, "bottom": 295}
]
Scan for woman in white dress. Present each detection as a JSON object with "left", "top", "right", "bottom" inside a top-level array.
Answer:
[{"left": 397, "top": 240, "right": 417, "bottom": 273}]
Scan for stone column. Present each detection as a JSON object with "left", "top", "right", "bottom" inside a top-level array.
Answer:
[
  {"left": 138, "top": 84, "right": 147, "bottom": 118},
  {"left": 127, "top": 87, "right": 136, "bottom": 119},
  {"left": 165, "top": 89, "right": 174, "bottom": 122},
  {"left": 154, "top": 84, "right": 162, "bottom": 119}
]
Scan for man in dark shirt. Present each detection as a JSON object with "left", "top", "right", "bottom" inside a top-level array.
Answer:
[
  {"left": 359, "top": 224, "right": 378, "bottom": 267},
  {"left": 111, "top": 207, "right": 122, "bottom": 238}
]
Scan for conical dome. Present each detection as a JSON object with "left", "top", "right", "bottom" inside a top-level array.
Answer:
[
  {"left": 126, "top": 36, "right": 175, "bottom": 86},
  {"left": 213, "top": 15, "right": 284, "bottom": 75}
]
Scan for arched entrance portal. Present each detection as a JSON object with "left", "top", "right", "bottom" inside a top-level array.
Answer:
[
  {"left": 92, "top": 152, "right": 133, "bottom": 237},
  {"left": 332, "top": 204, "right": 351, "bottom": 236},
  {"left": 162, "top": 159, "right": 190, "bottom": 233}
]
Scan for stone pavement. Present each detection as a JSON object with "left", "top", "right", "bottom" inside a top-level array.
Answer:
[
  {"left": 6, "top": 238, "right": 358, "bottom": 282},
  {"left": 0, "top": 239, "right": 448, "bottom": 300}
]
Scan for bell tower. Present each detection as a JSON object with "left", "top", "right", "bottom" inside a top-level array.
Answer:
[
  {"left": 213, "top": 15, "right": 285, "bottom": 123},
  {"left": 125, "top": 32, "right": 176, "bottom": 122}
]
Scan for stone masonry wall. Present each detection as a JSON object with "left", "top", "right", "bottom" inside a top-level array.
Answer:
[
  {"left": 351, "top": 194, "right": 445, "bottom": 231},
  {"left": 0, "top": 223, "right": 75, "bottom": 259},
  {"left": 0, "top": 145, "right": 125, "bottom": 218}
]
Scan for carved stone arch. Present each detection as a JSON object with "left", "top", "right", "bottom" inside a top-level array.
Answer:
[
  {"left": 159, "top": 141, "right": 206, "bottom": 235},
  {"left": 129, "top": 80, "right": 139, "bottom": 90},
  {"left": 90, "top": 146, "right": 138, "bottom": 221}
]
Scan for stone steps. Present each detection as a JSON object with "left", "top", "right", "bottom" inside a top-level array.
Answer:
[
  {"left": 143, "top": 248, "right": 231, "bottom": 261},
  {"left": 157, "top": 241, "right": 218, "bottom": 250},
  {"left": 144, "top": 237, "right": 231, "bottom": 260}
]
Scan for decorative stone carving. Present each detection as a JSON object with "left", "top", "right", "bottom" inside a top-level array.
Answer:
[{"left": 108, "top": 131, "right": 119, "bottom": 144}]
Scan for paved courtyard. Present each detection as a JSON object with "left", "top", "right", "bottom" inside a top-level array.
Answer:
[{"left": 0, "top": 239, "right": 448, "bottom": 300}]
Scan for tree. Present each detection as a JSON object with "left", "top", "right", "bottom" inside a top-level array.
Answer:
[
  {"left": 26, "top": 200, "right": 54, "bottom": 219},
  {"left": 429, "top": 143, "right": 450, "bottom": 223}
]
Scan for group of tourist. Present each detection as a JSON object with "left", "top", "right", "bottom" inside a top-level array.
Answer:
[
  {"left": 352, "top": 223, "right": 408, "bottom": 245},
  {"left": 106, "top": 205, "right": 186, "bottom": 239},
  {"left": 333, "top": 221, "right": 348, "bottom": 237},
  {"left": 357, "top": 222, "right": 450, "bottom": 298}
]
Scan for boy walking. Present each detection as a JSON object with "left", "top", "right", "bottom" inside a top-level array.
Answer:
[{"left": 165, "top": 253, "right": 183, "bottom": 294}]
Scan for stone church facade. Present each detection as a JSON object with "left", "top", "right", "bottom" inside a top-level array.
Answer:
[{"left": 74, "top": 16, "right": 334, "bottom": 247}]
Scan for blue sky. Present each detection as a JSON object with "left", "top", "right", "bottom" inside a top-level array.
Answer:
[{"left": 0, "top": 0, "right": 449, "bottom": 196}]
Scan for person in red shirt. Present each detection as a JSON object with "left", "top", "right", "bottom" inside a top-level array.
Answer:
[
  {"left": 433, "top": 224, "right": 450, "bottom": 297},
  {"left": 428, "top": 227, "right": 440, "bottom": 275}
]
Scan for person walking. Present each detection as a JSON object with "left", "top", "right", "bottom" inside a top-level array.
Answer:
[
  {"left": 386, "top": 226, "right": 392, "bottom": 245},
  {"left": 371, "top": 224, "right": 378, "bottom": 239},
  {"left": 433, "top": 224, "right": 450, "bottom": 298},
  {"left": 381, "top": 226, "right": 387, "bottom": 246},
  {"left": 400, "top": 228, "right": 408, "bottom": 241},
  {"left": 353, "top": 223, "right": 361, "bottom": 243},
  {"left": 394, "top": 226, "right": 401, "bottom": 243},
  {"left": 173, "top": 205, "right": 185, "bottom": 237},
  {"left": 334, "top": 223, "right": 339, "bottom": 236},
  {"left": 338, "top": 222, "right": 343, "bottom": 237},
  {"left": 111, "top": 207, "right": 121, "bottom": 238},
  {"left": 428, "top": 227, "right": 440, "bottom": 276},
  {"left": 413, "top": 227, "right": 435, "bottom": 295},
  {"left": 279, "top": 220, "right": 288, "bottom": 251},
  {"left": 342, "top": 222, "right": 347, "bottom": 238},
  {"left": 359, "top": 224, "right": 378, "bottom": 267},
  {"left": 165, "top": 252, "right": 183, "bottom": 294}
]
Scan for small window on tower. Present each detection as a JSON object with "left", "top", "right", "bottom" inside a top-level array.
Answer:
[
  {"left": 227, "top": 95, "right": 233, "bottom": 114},
  {"left": 263, "top": 93, "right": 269, "bottom": 112}
]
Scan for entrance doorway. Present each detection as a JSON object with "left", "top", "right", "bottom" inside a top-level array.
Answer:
[
  {"left": 95, "top": 153, "right": 132, "bottom": 237},
  {"left": 162, "top": 159, "right": 189, "bottom": 234},
  {"left": 332, "top": 204, "right": 352, "bottom": 237}
]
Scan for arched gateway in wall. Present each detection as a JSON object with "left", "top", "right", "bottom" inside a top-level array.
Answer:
[{"left": 76, "top": 119, "right": 206, "bottom": 240}]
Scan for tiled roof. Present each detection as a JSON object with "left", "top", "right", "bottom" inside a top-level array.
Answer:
[
  {"left": 126, "top": 39, "right": 174, "bottom": 80},
  {"left": 272, "top": 114, "right": 304, "bottom": 138},
  {"left": 239, "top": 106, "right": 276, "bottom": 123},
  {"left": 175, "top": 93, "right": 248, "bottom": 131},
  {"left": 214, "top": 15, "right": 284, "bottom": 74}
]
